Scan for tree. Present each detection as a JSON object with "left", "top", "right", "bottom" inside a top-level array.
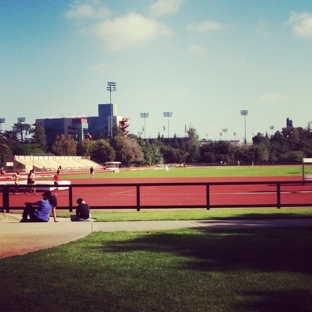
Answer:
[
  {"left": 77, "top": 139, "right": 97, "bottom": 156},
  {"left": 0, "top": 132, "right": 11, "bottom": 164},
  {"left": 186, "top": 128, "right": 200, "bottom": 163},
  {"left": 136, "top": 137, "right": 163, "bottom": 166},
  {"left": 51, "top": 134, "right": 77, "bottom": 156},
  {"left": 92, "top": 139, "right": 115, "bottom": 163},
  {"left": 161, "top": 145, "right": 185, "bottom": 163},
  {"left": 32, "top": 122, "right": 47, "bottom": 151},
  {"left": 11, "top": 122, "right": 33, "bottom": 143},
  {"left": 16, "top": 143, "right": 45, "bottom": 155},
  {"left": 113, "top": 135, "right": 143, "bottom": 166}
]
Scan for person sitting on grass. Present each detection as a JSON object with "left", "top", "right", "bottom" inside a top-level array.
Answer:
[
  {"left": 70, "top": 198, "right": 90, "bottom": 221},
  {"left": 21, "top": 191, "right": 58, "bottom": 222}
]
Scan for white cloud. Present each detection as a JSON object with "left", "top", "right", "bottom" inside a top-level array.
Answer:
[
  {"left": 259, "top": 93, "right": 289, "bottom": 102},
  {"left": 91, "top": 12, "right": 173, "bottom": 51},
  {"left": 288, "top": 12, "right": 312, "bottom": 39},
  {"left": 188, "top": 44, "right": 206, "bottom": 54},
  {"left": 66, "top": 0, "right": 110, "bottom": 19},
  {"left": 88, "top": 62, "right": 107, "bottom": 72},
  {"left": 150, "top": 0, "right": 183, "bottom": 17},
  {"left": 187, "top": 20, "right": 222, "bottom": 33}
]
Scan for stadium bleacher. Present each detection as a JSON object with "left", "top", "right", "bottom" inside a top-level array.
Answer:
[{"left": 12, "top": 155, "right": 103, "bottom": 172}]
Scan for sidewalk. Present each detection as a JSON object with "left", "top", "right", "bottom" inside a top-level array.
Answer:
[{"left": 1, "top": 213, "right": 312, "bottom": 259}]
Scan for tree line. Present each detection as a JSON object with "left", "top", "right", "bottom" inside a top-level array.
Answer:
[{"left": 1, "top": 122, "right": 312, "bottom": 167}]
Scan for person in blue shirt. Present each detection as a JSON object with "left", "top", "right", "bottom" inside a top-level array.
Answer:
[{"left": 21, "top": 191, "right": 58, "bottom": 222}]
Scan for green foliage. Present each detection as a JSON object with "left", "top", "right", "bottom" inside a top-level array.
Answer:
[
  {"left": 32, "top": 122, "right": 47, "bottom": 151},
  {"left": 51, "top": 134, "right": 77, "bottom": 156},
  {"left": 11, "top": 122, "right": 33, "bottom": 143},
  {"left": 76, "top": 138, "right": 96, "bottom": 156},
  {"left": 16, "top": 143, "right": 45, "bottom": 155},
  {"left": 112, "top": 135, "right": 143, "bottom": 166},
  {"left": 3, "top": 118, "right": 312, "bottom": 166},
  {"left": 137, "top": 137, "right": 163, "bottom": 165},
  {"left": 92, "top": 139, "right": 115, "bottom": 162},
  {"left": 0, "top": 132, "right": 11, "bottom": 163}
]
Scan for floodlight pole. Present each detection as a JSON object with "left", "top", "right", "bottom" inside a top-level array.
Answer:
[
  {"left": 0, "top": 118, "right": 5, "bottom": 132},
  {"left": 222, "top": 128, "right": 228, "bottom": 141},
  {"left": 140, "top": 113, "right": 149, "bottom": 139},
  {"left": 163, "top": 112, "right": 173, "bottom": 139},
  {"left": 107, "top": 82, "right": 116, "bottom": 138},
  {"left": 240, "top": 110, "right": 248, "bottom": 148}
]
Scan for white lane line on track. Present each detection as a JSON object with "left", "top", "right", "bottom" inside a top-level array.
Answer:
[{"left": 86, "top": 190, "right": 312, "bottom": 196}]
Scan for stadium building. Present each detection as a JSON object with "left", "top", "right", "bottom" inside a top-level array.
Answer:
[{"left": 36, "top": 103, "right": 127, "bottom": 145}]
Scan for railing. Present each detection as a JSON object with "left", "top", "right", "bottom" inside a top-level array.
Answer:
[{"left": 1, "top": 180, "right": 312, "bottom": 212}]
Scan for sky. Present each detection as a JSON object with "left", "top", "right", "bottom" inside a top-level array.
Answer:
[{"left": 1, "top": 0, "right": 312, "bottom": 142}]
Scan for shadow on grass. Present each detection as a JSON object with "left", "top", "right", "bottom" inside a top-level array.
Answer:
[
  {"left": 208, "top": 212, "right": 312, "bottom": 220},
  {"left": 93, "top": 227, "right": 312, "bottom": 274},
  {"left": 230, "top": 289, "right": 312, "bottom": 312}
]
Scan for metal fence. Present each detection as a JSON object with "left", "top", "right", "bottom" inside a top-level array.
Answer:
[{"left": 1, "top": 180, "right": 312, "bottom": 212}]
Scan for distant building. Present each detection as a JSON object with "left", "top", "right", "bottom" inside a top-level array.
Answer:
[{"left": 36, "top": 103, "right": 126, "bottom": 145}]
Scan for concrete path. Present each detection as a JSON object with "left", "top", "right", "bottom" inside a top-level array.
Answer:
[{"left": 1, "top": 213, "right": 312, "bottom": 259}]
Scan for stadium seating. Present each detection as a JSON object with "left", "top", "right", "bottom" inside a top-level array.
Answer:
[{"left": 13, "top": 155, "right": 102, "bottom": 172}]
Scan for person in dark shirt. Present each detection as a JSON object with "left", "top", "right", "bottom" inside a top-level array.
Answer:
[{"left": 71, "top": 198, "right": 90, "bottom": 221}]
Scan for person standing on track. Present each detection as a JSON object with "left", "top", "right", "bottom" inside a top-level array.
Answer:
[
  {"left": 12, "top": 170, "right": 20, "bottom": 195},
  {"left": 90, "top": 166, "right": 94, "bottom": 179},
  {"left": 25, "top": 169, "right": 36, "bottom": 194},
  {"left": 53, "top": 169, "right": 60, "bottom": 195}
]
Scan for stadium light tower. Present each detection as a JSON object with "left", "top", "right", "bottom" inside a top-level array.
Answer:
[
  {"left": 107, "top": 82, "right": 116, "bottom": 104},
  {"left": 0, "top": 118, "right": 5, "bottom": 132},
  {"left": 222, "top": 128, "right": 228, "bottom": 140},
  {"left": 240, "top": 110, "right": 248, "bottom": 148},
  {"left": 17, "top": 117, "right": 26, "bottom": 123},
  {"left": 140, "top": 113, "right": 149, "bottom": 139},
  {"left": 163, "top": 112, "right": 173, "bottom": 138},
  {"left": 107, "top": 82, "right": 116, "bottom": 137}
]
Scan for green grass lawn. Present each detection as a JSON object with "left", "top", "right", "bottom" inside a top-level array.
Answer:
[
  {"left": 2, "top": 165, "right": 312, "bottom": 311},
  {"left": 63, "top": 164, "right": 305, "bottom": 179},
  {"left": 56, "top": 208, "right": 312, "bottom": 222},
  {"left": 1, "top": 227, "right": 312, "bottom": 312}
]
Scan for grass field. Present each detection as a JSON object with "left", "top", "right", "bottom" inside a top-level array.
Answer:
[
  {"left": 63, "top": 164, "right": 306, "bottom": 179},
  {"left": 1, "top": 227, "right": 312, "bottom": 312},
  {"left": 1, "top": 165, "right": 312, "bottom": 311}
]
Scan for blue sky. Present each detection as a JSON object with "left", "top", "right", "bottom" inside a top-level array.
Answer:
[{"left": 1, "top": 0, "right": 312, "bottom": 142}]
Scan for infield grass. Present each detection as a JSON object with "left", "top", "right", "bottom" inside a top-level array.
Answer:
[{"left": 64, "top": 164, "right": 304, "bottom": 179}]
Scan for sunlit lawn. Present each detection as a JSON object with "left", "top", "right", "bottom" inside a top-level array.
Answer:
[
  {"left": 63, "top": 164, "right": 305, "bottom": 179},
  {"left": 56, "top": 208, "right": 312, "bottom": 222},
  {"left": 3, "top": 165, "right": 312, "bottom": 311},
  {"left": 1, "top": 227, "right": 312, "bottom": 312}
]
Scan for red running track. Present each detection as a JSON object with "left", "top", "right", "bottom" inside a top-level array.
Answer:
[{"left": 7, "top": 176, "right": 312, "bottom": 209}]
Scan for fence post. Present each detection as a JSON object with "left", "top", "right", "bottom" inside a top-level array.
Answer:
[
  {"left": 136, "top": 185, "right": 140, "bottom": 211},
  {"left": 4, "top": 185, "right": 10, "bottom": 212},
  {"left": 206, "top": 184, "right": 210, "bottom": 210},
  {"left": 69, "top": 185, "right": 73, "bottom": 212},
  {"left": 277, "top": 183, "right": 281, "bottom": 209}
]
